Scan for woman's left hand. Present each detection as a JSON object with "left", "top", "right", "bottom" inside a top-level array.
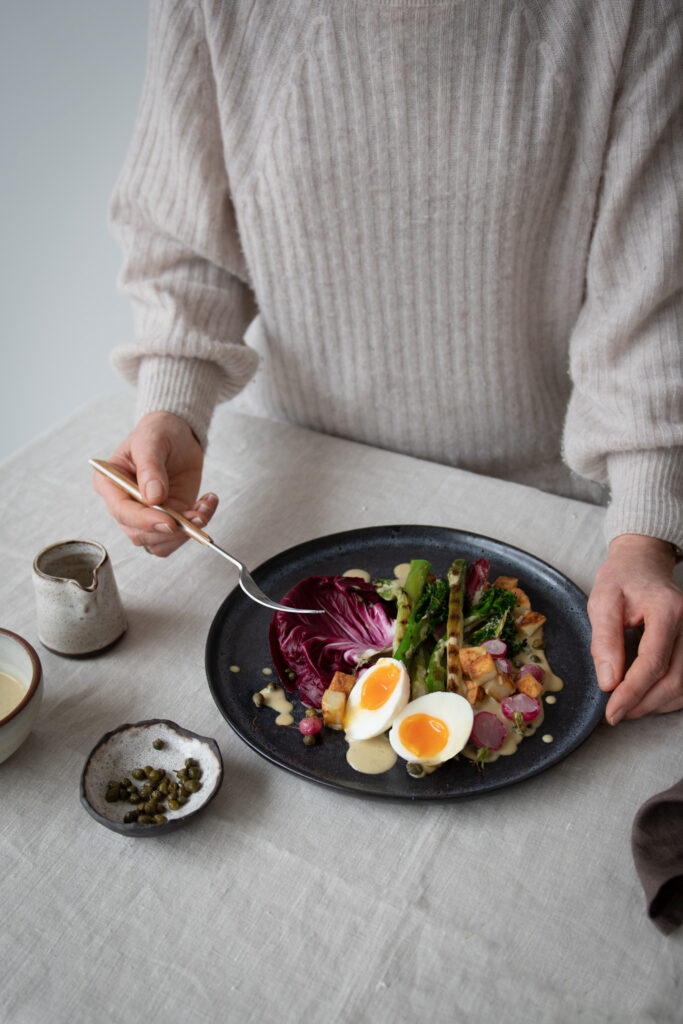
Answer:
[{"left": 587, "top": 534, "right": 683, "bottom": 724}]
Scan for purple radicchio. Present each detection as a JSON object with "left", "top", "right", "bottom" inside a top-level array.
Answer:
[
  {"left": 268, "top": 576, "right": 395, "bottom": 708},
  {"left": 466, "top": 558, "right": 490, "bottom": 608}
]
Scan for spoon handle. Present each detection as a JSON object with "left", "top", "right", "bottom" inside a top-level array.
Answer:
[{"left": 89, "top": 459, "right": 214, "bottom": 547}]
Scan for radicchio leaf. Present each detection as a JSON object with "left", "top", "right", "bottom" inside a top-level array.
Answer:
[
  {"left": 269, "top": 576, "right": 395, "bottom": 708},
  {"left": 466, "top": 558, "right": 490, "bottom": 608}
]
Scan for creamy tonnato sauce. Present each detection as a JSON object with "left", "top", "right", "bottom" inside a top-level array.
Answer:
[
  {"left": 346, "top": 733, "right": 397, "bottom": 774},
  {"left": 258, "top": 684, "right": 294, "bottom": 726},
  {"left": 0, "top": 670, "right": 27, "bottom": 720}
]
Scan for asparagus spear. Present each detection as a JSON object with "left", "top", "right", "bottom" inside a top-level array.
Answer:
[
  {"left": 395, "top": 575, "right": 448, "bottom": 663},
  {"left": 409, "top": 643, "right": 429, "bottom": 699},
  {"left": 425, "top": 636, "right": 446, "bottom": 692},
  {"left": 446, "top": 558, "right": 467, "bottom": 696},
  {"left": 393, "top": 560, "right": 431, "bottom": 661},
  {"left": 375, "top": 577, "right": 412, "bottom": 654}
]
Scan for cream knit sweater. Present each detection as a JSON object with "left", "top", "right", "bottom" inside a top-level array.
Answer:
[{"left": 110, "top": 0, "right": 682, "bottom": 548}]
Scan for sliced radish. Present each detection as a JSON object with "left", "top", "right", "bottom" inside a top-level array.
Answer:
[
  {"left": 470, "top": 711, "right": 507, "bottom": 751},
  {"left": 298, "top": 716, "right": 323, "bottom": 735},
  {"left": 483, "top": 639, "right": 507, "bottom": 657},
  {"left": 501, "top": 693, "right": 541, "bottom": 723},
  {"left": 515, "top": 663, "right": 544, "bottom": 684},
  {"left": 493, "top": 657, "right": 512, "bottom": 676}
]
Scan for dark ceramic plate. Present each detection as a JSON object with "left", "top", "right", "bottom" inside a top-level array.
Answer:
[{"left": 206, "top": 526, "right": 606, "bottom": 800}]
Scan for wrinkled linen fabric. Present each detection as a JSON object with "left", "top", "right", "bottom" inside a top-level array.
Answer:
[
  {"left": 2, "top": 393, "right": 682, "bottom": 1024},
  {"left": 109, "top": 0, "right": 682, "bottom": 550}
]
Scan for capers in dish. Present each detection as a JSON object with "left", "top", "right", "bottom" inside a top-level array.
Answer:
[{"left": 100, "top": 740, "right": 204, "bottom": 827}]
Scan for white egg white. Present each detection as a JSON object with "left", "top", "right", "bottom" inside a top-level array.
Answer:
[
  {"left": 388, "top": 691, "right": 474, "bottom": 766},
  {"left": 343, "top": 658, "right": 411, "bottom": 742}
]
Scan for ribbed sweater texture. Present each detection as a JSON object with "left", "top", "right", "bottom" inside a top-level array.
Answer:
[{"left": 110, "top": 0, "right": 682, "bottom": 548}]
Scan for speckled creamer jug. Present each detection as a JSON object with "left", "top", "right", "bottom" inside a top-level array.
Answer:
[{"left": 32, "top": 541, "right": 127, "bottom": 656}]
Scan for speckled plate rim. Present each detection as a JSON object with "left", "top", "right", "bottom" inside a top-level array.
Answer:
[
  {"left": 80, "top": 719, "right": 224, "bottom": 836},
  {"left": 206, "top": 525, "right": 608, "bottom": 801}
]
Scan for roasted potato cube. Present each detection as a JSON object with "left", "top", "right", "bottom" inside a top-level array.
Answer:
[
  {"left": 458, "top": 646, "right": 498, "bottom": 685},
  {"left": 516, "top": 673, "right": 544, "bottom": 699},
  {"left": 329, "top": 671, "right": 356, "bottom": 696},
  {"left": 518, "top": 611, "right": 547, "bottom": 636},
  {"left": 511, "top": 587, "right": 531, "bottom": 612},
  {"left": 321, "top": 688, "right": 346, "bottom": 730},
  {"left": 466, "top": 682, "right": 483, "bottom": 706},
  {"left": 493, "top": 576, "right": 518, "bottom": 590},
  {"left": 484, "top": 672, "right": 515, "bottom": 702}
]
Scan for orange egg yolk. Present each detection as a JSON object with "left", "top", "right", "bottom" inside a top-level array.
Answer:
[
  {"left": 360, "top": 662, "right": 402, "bottom": 710},
  {"left": 398, "top": 713, "right": 449, "bottom": 759}
]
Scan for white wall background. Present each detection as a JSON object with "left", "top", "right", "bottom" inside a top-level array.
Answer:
[{"left": 0, "top": 1, "right": 149, "bottom": 462}]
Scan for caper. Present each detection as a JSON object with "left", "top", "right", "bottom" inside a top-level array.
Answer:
[
  {"left": 187, "top": 767, "right": 201, "bottom": 780},
  {"left": 185, "top": 758, "right": 197, "bottom": 768},
  {"left": 531, "top": 639, "right": 545, "bottom": 650},
  {"left": 183, "top": 779, "right": 201, "bottom": 793},
  {"left": 152, "top": 738, "right": 165, "bottom": 750},
  {"left": 266, "top": 682, "right": 276, "bottom": 693},
  {"left": 167, "top": 799, "right": 180, "bottom": 811},
  {"left": 153, "top": 814, "right": 167, "bottom": 824},
  {"left": 305, "top": 708, "right": 318, "bottom": 718},
  {"left": 143, "top": 801, "right": 157, "bottom": 815},
  {"left": 529, "top": 654, "right": 542, "bottom": 663},
  {"left": 149, "top": 769, "right": 163, "bottom": 782},
  {"left": 177, "top": 792, "right": 188, "bottom": 805},
  {"left": 105, "top": 787, "right": 120, "bottom": 803},
  {"left": 150, "top": 789, "right": 163, "bottom": 802},
  {"left": 128, "top": 792, "right": 142, "bottom": 804},
  {"left": 132, "top": 768, "right": 145, "bottom": 781},
  {"left": 406, "top": 762, "right": 426, "bottom": 778},
  {"left": 302, "top": 734, "right": 317, "bottom": 747},
  {"left": 252, "top": 692, "right": 264, "bottom": 707},
  {"left": 137, "top": 814, "right": 152, "bottom": 825},
  {"left": 143, "top": 765, "right": 154, "bottom": 777},
  {"left": 123, "top": 811, "right": 139, "bottom": 824},
  {"left": 159, "top": 779, "right": 169, "bottom": 795},
  {"left": 120, "top": 777, "right": 131, "bottom": 787}
]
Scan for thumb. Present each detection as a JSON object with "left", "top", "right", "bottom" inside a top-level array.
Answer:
[{"left": 134, "top": 453, "right": 170, "bottom": 506}]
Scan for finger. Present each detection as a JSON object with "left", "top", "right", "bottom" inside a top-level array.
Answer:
[
  {"left": 605, "top": 613, "right": 679, "bottom": 724},
  {"left": 120, "top": 522, "right": 189, "bottom": 557},
  {"left": 618, "top": 633, "right": 683, "bottom": 719},
  {"left": 587, "top": 583, "right": 626, "bottom": 693},
  {"left": 181, "top": 492, "right": 219, "bottom": 526},
  {"left": 94, "top": 477, "right": 180, "bottom": 534}
]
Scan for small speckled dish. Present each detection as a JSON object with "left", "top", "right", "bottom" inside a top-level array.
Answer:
[{"left": 80, "top": 720, "right": 223, "bottom": 836}]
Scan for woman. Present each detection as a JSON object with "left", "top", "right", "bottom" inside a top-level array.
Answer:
[{"left": 94, "top": 0, "right": 682, "bottom": 722}]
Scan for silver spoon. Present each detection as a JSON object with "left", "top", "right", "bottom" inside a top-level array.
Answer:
[{"left": 89, "top": 459, "right": 322, "bottom": 615}]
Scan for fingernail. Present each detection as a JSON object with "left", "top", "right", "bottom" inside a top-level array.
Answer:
[
  {"left": 154, "top": 522, "right": 172, "bottom": 534},
  {"left": 145, "top": 480, "right": 164, "bottom": 503},
  {"left": 597, "top": 663, "right": 615, "bottom": 690},
  {"left": 191, "top": 517, "right": 204, "bottom": 526},
  {"left": 609, "top": 708, "right": 624, "bottom": 727}
]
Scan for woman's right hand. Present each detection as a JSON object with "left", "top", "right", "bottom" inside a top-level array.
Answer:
[{"left": 92, "top": 411, "right": 219, "bottom": 557}]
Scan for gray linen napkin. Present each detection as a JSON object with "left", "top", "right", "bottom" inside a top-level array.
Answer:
[{"left": 631, "top": 777, "right": 683, "bottom": 935}]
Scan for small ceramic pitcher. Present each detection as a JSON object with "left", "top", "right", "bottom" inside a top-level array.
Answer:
[{"left": 33, "top": 541, "right": 127, "bottom": 656}]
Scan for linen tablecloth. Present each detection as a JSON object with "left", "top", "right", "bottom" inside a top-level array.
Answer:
[{"left": 1, "top": 392, "right": 681, "bottom": 1024}]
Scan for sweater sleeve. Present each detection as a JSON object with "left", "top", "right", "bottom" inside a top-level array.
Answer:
[
  {"left": 563, "top": 0, "right": 682, "bottom": 549},
  {"left": 108, "top": 0, "right": 258, "bottom": 449}
]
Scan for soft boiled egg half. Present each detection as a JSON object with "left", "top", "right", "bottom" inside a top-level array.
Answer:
[
  {"left": 343, "top": 658, "right": 410, "bottom": 741},
  {"left": 388, "top": 692, "right": 474, "bottom": 766}
]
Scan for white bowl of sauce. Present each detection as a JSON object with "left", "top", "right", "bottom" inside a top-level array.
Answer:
[{"left": 0, "top": 628, "right": 43, "bottom": 765}]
